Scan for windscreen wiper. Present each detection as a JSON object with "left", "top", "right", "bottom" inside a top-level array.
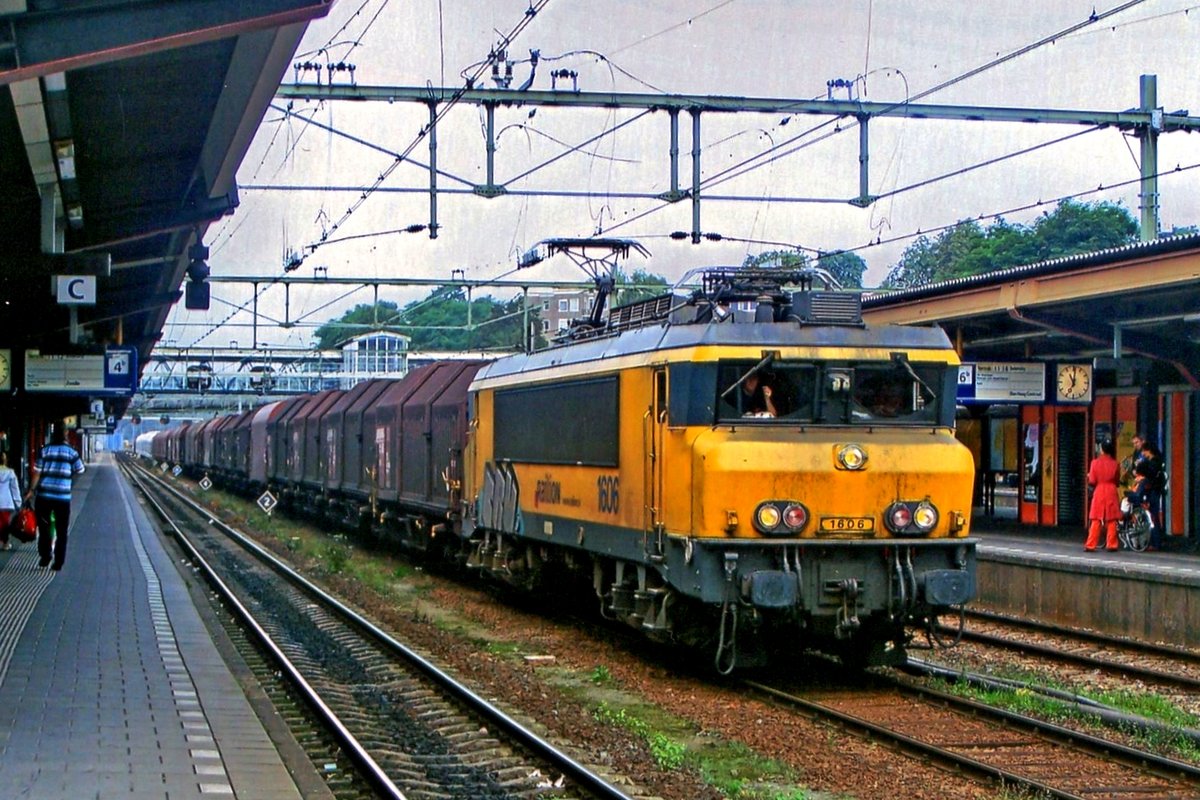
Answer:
[
  {"left": 720, "top": 351, "right": 778, "bottom": 400},
  {"left": 891, "top": 352, "right": 936, "bottom": 400}
]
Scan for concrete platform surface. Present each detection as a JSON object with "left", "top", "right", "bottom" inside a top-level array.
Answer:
[{"left": 0, "top": 456, "right": 308, "bottom": 799}]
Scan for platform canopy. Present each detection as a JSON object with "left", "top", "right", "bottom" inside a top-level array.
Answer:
[
  {"left": 0, "top": 0, "right": 335, "bottom": 418},
  {"left": 862, "top": 234, "right": 1200, "bottom": 392}
]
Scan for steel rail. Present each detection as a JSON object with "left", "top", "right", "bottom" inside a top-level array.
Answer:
[
  {"left": 120, "top": 461, "right": 408, "bottom": 800},
  {"left": 742, "top": 679, "right": 1083, "bottom": 800},
  {"left": 941, "top": 625, "right": 1200, "bottom": 691},
  {"left": 124, "top": 458, "right": 635, "bottom": 800},
  {"left": 964, "top": 607, "right": 1200, "bottom": 664},
  {"left": 745, "top": 671, "right": 1200, "bottom": 800},
  {"left": 894, "top": 675, "right": 1200, "bottom": 782}
]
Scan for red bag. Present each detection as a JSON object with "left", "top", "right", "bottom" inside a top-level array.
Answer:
[{"left": 10, "top": 507, "right": 36, "bottom": 543}]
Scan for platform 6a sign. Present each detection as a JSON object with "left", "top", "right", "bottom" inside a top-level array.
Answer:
[{"left": 957, "top": 362, "right": 1046, "bottom": 404}]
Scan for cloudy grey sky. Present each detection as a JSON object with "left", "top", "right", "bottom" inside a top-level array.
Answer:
[{"left": 162, "top": 0, "right": 1200, "bottom": 349}]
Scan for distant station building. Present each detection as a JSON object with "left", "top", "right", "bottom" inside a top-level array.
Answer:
[{"left": 339, "top": 331, "right": 410, "bottom": 387}]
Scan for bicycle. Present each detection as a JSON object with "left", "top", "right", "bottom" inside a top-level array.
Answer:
[{"left": 1116, "top": 495, "right": 1153, "bottom": 551}]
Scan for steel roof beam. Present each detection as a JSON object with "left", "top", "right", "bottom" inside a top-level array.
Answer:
[
  {"left": 0, "top": 0, "right": 334, "bottom": 85},
  {"left": 1010, "top": 307, "right": 1200, "bottom": 388},
  {"left": 277, "top": 84, "right": 1200, "bottom": 131}
]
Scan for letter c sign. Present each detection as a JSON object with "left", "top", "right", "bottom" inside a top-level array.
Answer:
[{"left": 56, "top": 275, "right": 97, "bottom": 305}]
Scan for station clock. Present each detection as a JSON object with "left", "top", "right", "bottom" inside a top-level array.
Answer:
[
  {"left": 0, "top": 349, "right": 10, "bottom": 392},
  {"left": 1055, "top": 363, "right": 1092, "bottom": 403}
]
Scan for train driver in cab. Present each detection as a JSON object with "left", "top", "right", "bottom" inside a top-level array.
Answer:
[
  {"left": 854, "top": 373, "right": 908, "bottom": 419},
  {"left": 739, "top": 371, "right": 779, "bottom": 417}
]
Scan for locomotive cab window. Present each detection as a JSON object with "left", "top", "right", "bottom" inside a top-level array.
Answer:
[
  {"left": 718, "top": 362, "right": 817, "bottom": 422},
  {"left": 715, "top": 358, "right": 954, "bottom": 426},
  {"left": 848, "top": 359, "right": 947, "bottom": 425}
]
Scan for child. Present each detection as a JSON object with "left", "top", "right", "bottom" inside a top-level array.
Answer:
[{"left": 0, "top": 451, "right": 22, "bottom": 550}]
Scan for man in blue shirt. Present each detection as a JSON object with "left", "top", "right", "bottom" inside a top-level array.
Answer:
[{"left": 24, "top": 423, "right": 85, "bottom": 570}]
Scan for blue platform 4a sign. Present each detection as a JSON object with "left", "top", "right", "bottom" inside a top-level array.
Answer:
[{"left": 25, "top": 346, "right": 138, "bottom": 396}]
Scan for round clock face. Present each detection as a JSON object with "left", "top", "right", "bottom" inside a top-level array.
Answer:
[
  {"left": 1057, "top": 364, "right": 1090, "bottom": 400},
  {"left": 0, "top": 350, "right": 9, "bottom": 388}
]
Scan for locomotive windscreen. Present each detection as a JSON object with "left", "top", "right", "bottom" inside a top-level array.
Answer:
[
  {"left": 494, "top": 376, "right": 620, "bottom": 466},
  {"left": 679, "top": 359, "right": 957, "bottom": 426}
]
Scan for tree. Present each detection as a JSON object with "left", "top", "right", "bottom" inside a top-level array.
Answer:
[
  {"left": 612, "top": 267, "right": 670, "bottom": 306},
  {"left": 739, "top": 250, "right": 865, "bottom": 289},
  {"left": 1030, "top": 199, "right": 1137, "bottom": 258},
  {"left": 313, "top": 290, "right": 545, "bottom": 353},
  {"left": 313, "top": 300, "right": 404, "bottom": 349},
  {"left": 743, "top": 250, "right": 808, "bottom": 270},
  {"left": 816, "top": 250, "right": 867, "bottom": 289},
  {"left": 880, "top": 199, "right": 1139, "bottom": 289},
  {"left": 881, "top": 235, "right": 938, "bottom": 289}
]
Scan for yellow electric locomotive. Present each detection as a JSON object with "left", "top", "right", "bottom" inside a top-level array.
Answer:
[{"left": 463, "top": 262, "right": 976, "bottom": 671}]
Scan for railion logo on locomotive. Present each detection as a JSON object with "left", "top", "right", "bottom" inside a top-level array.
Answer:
[
  {"left": 535, "top": 475, "right": 562, "bottom": 507},
  {"left": 534, "top": 474, "right": 580, "bottom": 508}
]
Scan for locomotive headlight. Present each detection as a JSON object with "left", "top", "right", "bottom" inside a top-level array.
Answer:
[
  {"left": 755, "top": 502, "right": 782, "bottom": 531},
  {"left": 913, "top": 502, "right": 939, "bottom": 531},
  {"left": 836, "top": 443, "right": 867, "bottom": 470},
  {"left": 884, "top": 500, "right": 939, "bottom": 535}
]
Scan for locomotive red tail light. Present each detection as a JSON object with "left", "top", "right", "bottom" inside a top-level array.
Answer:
[
  {"left": 783, "top": 504, "right": 808, "bottom": 530},
  {"left": 887, "top": 503, "right": 913, "bottom": 531}
]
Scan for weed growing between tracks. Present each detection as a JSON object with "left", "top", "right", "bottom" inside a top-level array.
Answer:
[
  {"left": 928, "top": 666, "right": 1200, "bottom": 763},
  {"left": 559, "top": 667, "right": 806, "bottom": 799}
]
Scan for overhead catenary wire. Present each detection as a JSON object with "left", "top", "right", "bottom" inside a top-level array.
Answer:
[
  {"left": 269, "top": 102, "right": 476, "bottom": 189},
  {"left": 841, "top": 159, "right": 1200, "bottom": 259},
  {"left": 297, "top": 0, "right": 550, "bottom": 263},
  {"left": 248, "top": 5, "right": 1160, "bottom": 262},
  {"left": 594, "top": 0, "right": 1153, "bottom": 245},
  {"left": 190, "top": 1, "right": 1179, "bottom": 348},
  {"left": 696, "top": 0, "right": 1148, "bottom": 195},
  {"left": 178, "top": 158, "right": 1200, "bottom": 343},
  {"left": 184, "top": 1, "right": 551, "bottom": 349},
  {"left": 607, "top": 0, "right": 740, "bottom": 58},
  {"left": 294, "top": 0, "right": 392, "bottom": 63},
  {"left": 869, "top": 126, "right": 1107, "bottom": 204},
  {"left": 627, "top": 159, "right": 1200, "bottom": 276}
]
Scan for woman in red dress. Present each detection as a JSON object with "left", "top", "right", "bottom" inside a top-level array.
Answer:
[{"left": 1085, "top": 438, "right": 1121, "bottom": 551}]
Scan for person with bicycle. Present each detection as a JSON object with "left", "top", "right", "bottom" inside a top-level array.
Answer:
[
  {"left": 1131, "top": 440, "right": 1166, "bottom": 550},
  {"left": 1085, "top": 438, "right": 1121, "bottom": 552}
]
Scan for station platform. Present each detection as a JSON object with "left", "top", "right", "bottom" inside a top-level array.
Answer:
[
  {"left": 0, "top": 456, "right": 325, "bottom": 800},
  {"left": 971, "top": 515, "right": 1200, "bottom": 645}
]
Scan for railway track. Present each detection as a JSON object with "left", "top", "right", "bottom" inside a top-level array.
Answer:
[
  {"left": 745, "top": 672, "right": 1200, "bottom": 800},
  {"left": 123, "top": 459, "right": 642, "bottom": 800},
  {"left": 946, "top": 608, "right": 1200, "bottom": 691},
  {"left": 125, "top": 457, "right": 1200, "bottom": 799}
]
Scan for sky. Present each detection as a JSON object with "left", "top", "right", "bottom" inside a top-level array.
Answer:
[{"left": 161, "top": 0, "right": 1200, "bottom": 351}]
